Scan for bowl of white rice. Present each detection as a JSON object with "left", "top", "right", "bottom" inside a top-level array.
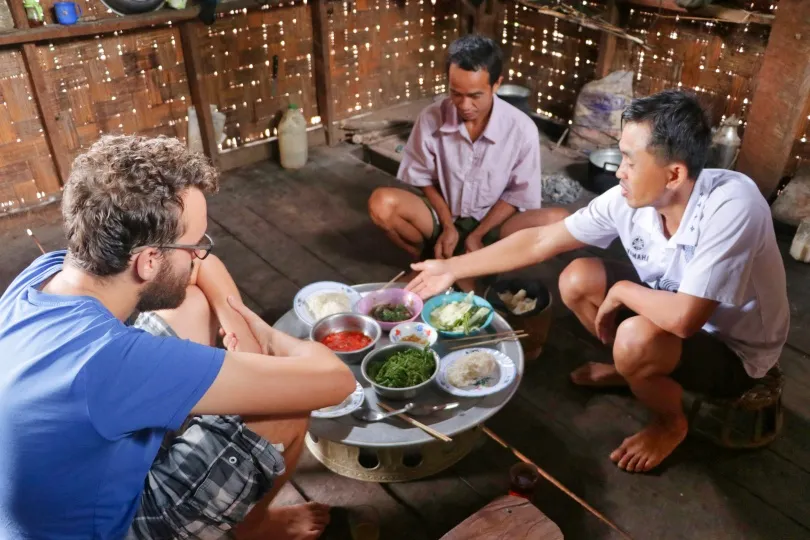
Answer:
[{"left": 294, "top": 281, "right": 363, "bottom": 326}]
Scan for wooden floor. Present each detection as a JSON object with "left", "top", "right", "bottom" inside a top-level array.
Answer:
[{"left": 2, "top": 144, "right": 810, "bottom": 540}]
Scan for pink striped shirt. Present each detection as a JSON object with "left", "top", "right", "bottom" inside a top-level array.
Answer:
[{"left": 397, "top": 96, "right": 542, "bottom": 221}]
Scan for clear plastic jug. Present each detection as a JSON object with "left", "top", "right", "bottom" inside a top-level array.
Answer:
[{"left": 278, "top": 104, "right": 308, "bottom": 170}]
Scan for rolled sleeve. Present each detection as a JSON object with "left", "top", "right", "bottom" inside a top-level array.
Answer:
[
  {"left": 678, "top": 199, "right": 761, "bottom": 306},
  {"left": 563, "top": 186, "right": 621, "bottom": 249},
  {"left": 500, "top": 128, "right": 542, "bottom": 210},
  {"left": 397, "top": 109, "right": 438, "bottom": 188}
]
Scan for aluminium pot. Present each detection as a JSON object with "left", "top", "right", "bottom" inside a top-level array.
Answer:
[
  {"left": 587, "top": 147, "right": 623, "bottom": 194},
  {"left": 497, "top": 84, "right": 531, "bottom": 115}
]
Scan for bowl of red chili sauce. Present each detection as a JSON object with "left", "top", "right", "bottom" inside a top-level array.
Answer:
[{"left": 310, "top": 313, "right": 382, "bottom": 365}]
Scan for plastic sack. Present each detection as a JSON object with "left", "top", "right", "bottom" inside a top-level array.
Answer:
[
  {"left": 187, "top": 105, "right": 226, "bottom": 155},
  {"left": 568, "top": 70, "right": 634, "bottom": 152}
]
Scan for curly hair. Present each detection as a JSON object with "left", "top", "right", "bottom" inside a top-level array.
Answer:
[{"left": 62, "top": 135, "right": 219, "bottom": 277}]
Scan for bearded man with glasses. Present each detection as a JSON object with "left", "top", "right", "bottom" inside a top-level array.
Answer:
[{"left": 0, "top": 135, "right": 353, "bottom": 540}]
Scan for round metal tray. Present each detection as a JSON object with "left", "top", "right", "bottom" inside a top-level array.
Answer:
[{"left": 274, "top": 283, "right": 525, "bottom": 449}]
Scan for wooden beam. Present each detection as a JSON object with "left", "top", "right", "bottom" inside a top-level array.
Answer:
[
  {"left": 0, "top": 0, "right": 268, "bottom": 48},
  {"left": 595, "top": 0, "right": 619, "bottom": 79},
  {"left": 179, "top": 21, "right": 219, "bottom": 167},
  {"left": 736, "top": 0, "right": 810, "bottom": 195},
  {"left": 8, "top": 0, "right": 70, "bottom": 190},
  {"left": 622, "top": 0, "right": 774, "bottom": 26},
  {"left": 311, "top": 0, "right": 338, "bottom": 146}
]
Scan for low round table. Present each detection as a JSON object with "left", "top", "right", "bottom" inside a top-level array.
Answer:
[{"left": 274, "top": 283, "right": 525, "bottom": 482}]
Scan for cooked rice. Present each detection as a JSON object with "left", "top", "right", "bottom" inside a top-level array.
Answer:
[
  {"left": 447, "top": 351, "right": 497, "bottom": 388},
  {"left": 306, "top": 291, "right": 351, "bottom": 320}
]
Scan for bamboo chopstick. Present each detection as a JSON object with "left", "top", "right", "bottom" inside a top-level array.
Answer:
[
  {"left": 378, "top": 402, "right": 452, "bottom": 443},
  {"left": 450, "top": 330, "right": 525, "bottom": 343},
  {"left": 379, "top": 271, "right": 406, "bottom": 291},
  {"left": 482, "top": 426, "right": 633, "bottom": 540},
  {"left": 449, "top": 333, "right": 528, "bottom": 351}
]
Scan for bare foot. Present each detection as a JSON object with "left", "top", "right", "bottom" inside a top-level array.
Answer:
[
  {"left": 235, "top": 502, "right": 331, "bottom": 540},
  {"left": 570, "top": 362, "right": 628, "bottom": 388},
  {"left": 609, "top": 416, "right": 688, "bottom": 473}
]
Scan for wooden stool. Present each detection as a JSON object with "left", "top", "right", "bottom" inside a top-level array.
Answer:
[
  {"left": 688, "top": 365, "right": 785, "bottom": 449},
  {"left": 440, "top": 495, "right": 563, "bottom": 540}
]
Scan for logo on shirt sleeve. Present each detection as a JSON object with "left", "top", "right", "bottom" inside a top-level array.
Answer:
[{"left": 627, "top": 235, "right": 649, "bottom": 262}]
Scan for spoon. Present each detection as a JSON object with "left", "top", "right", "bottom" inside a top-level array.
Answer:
[{"left": 352, "top": 402, "right": 459, "bottom": 422}]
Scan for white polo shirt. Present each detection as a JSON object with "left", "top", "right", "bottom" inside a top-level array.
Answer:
[{"left": 564, "top": 169, "right": 789, "bottom": 378}]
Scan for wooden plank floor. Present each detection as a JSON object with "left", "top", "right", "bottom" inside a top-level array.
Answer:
[{"left": 2, "top": 144, "right": 810, "bottom": 540}]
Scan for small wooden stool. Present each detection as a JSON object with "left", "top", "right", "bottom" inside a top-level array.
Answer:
[
  {"left": 440, "top": 495, "right": 563, "bottom": 540},
  {"left": 688, "top": 365, "right": 785, "bottom": 449}
]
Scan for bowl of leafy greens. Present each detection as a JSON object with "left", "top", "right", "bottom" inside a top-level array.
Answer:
[
  {"left": 354, "top": 288, "right": 423, "bottom": 331},
  {"left": 422, "top": 292, "right": 494, "bottom": 338},
  {"left": 361, "top": 343, "right": 439, "bottom": 400}
]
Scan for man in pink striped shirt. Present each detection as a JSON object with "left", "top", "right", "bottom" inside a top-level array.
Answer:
[{"left": 369, "top": 35, "right": 568, "bottom": 289}]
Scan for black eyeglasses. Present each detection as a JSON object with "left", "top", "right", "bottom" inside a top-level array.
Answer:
[{"left": 131, "top": 233, "right": 214, "bottom": 260}]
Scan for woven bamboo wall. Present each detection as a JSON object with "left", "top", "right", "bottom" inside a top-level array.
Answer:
[
  {"left": 0, "top": 50, "right": 58, "bottom": 214},
  {"left": 197, "top": 2, "right": 318, "bottom": 150},
  {"left": 613, "top": 1, "right": 774, "bottom": 128},
  {"left": 38, "top": 27, "right": 190, "bottom": 157},
  {"left": 326, "top": 0, "right": 459, "bottom": 121},
  {"left": 498, "top": 1, "right": 606, "bottom": 124}
]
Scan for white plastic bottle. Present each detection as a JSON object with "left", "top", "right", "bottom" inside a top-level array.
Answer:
[{"left": 278, "top": 104, "right": 308, "bottom": 169}]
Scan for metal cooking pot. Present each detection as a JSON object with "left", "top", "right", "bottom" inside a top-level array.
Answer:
[
  {"left": 587, "top": 147, "right": 623, "bottom": 194},
  {"left": 497, "top": 84, "right": 531, "bottom": 115}
]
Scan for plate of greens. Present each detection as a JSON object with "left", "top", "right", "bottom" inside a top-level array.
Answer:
[
  {"left": 361, "top": 343, "right": 439, "bottom": 400},
  {"left": 422, "top": 292, "right": 495, "bottom": 338}
]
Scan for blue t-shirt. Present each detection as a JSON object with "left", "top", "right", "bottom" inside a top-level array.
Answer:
[{"left": 0, "top": 252, "right": 225, "bottom": 539}]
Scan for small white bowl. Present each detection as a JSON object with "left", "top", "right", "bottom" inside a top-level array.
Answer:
[{"left": 389, "top": 322, "right": 439, "bottom": 347}]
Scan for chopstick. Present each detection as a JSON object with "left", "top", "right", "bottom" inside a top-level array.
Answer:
[
  {"left": 379, "top": 271, "right": 406, "bottom": 291},
  {"left": 450, "top": 330, "right": 525, "bottom": 343},
  {"left": 449, "top": 333, "right": 528, "bottom": 351},
  {"left": 378, "top": 402, "right": 452, "bottom": 443},
  {"left": 482, "top": 426, "right": 633, "bottom": 540}
]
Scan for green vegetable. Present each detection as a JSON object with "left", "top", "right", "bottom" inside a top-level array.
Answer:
[
  {"left": 430, "top": 292, "right": 491, "bottom": 334},
  {"left": 369, "top": 347, "right": 435, "bottom": 388},
  {"left": 370, "top": 303, "right": 412, "bottom": 323}
]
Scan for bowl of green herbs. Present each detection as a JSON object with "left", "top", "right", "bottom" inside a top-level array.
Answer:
[{"left": 361, "top": 343, "right": 439, "bottom": 400}]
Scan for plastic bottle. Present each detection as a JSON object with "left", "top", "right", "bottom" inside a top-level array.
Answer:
[{"left": 278, "top": 104, "right": 308, "bottom": 170}]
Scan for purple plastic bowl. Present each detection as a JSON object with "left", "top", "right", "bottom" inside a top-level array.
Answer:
[{"left": 353, "top": 288, "right": 424, "bottom": 331}]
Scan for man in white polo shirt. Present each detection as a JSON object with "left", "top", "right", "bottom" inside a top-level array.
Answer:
[{"left": 405, "top": 90, "right": 789, "bottom": 473}]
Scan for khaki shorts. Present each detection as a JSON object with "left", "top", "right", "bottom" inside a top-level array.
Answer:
[{"left": 602, "top": 259, "right": 758, "bottom": 398}]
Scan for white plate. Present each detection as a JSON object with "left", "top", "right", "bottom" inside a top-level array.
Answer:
[
  {"left": 437, "top": 348, "right": 517, "bottom": 398},
  {"left": 293, "top": 281, "right": 363, "bottom": 326},
  {"left": 312, "top": 380, "right": 365, "bottom": 419}
]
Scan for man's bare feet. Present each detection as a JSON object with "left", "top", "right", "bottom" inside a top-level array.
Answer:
[
  {"left": 570, "top": 362, "right": 628, "bottom": 387},
  {"left": 609, "top": 416, "right": 688, "bottom": 473},
  {"left": 235, "top": 502, "right": 331, "bottom": 540}
]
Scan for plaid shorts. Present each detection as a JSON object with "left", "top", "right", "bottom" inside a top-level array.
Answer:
[{"left": 126, "top": 312, "right": 287, "bottom": 540}]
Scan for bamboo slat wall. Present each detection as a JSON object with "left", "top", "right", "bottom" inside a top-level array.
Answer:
[
  {"left": 498, "top": 1, "right": 605, "bottom": 124},
  {"left": 199, "top": 2, "right": 318, "bottom": 150},
  {"left": 326, "top": 0, "right": 459, "bottom": 121},
  {"left": 614, "top": 1, "right": 774, "bottom": 128},
  {"left": 0, "top": 50, "right": 56, "bottom": 212},
  {"left": 0, "top": 0, "right": 807, "bottom": 215},
  {"left": 38, "top": 28, "right": 190, "bottom": 159}
]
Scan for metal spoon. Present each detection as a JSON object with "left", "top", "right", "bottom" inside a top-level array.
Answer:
[
  {"left": 353, "top": 403, "right": 414, "bottom": 422},
  {"left": 352, "top": 402, "right": 459, "bottom": 422}
]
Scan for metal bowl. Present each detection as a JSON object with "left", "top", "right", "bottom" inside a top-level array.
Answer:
[
  {"left": 310, "top": 313, "right": 382, "bottom": 365},
  {"left": 361, "top": 343, "right": 439, "bottom": 400}
]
